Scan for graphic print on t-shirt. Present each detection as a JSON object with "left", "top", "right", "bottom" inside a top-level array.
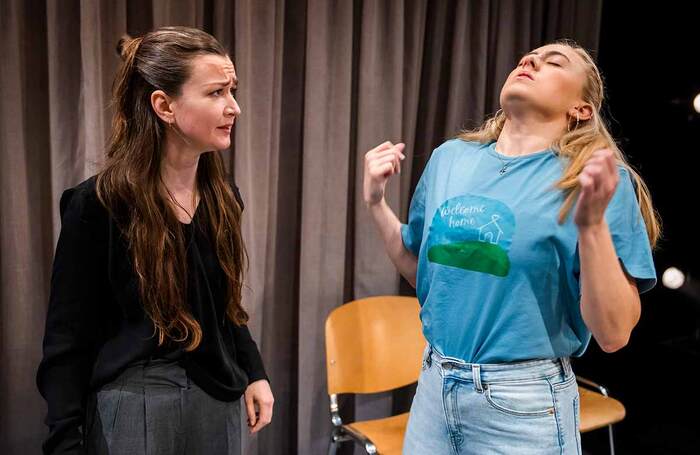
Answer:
[{"left": 427, "top": 194, "right": 515, "bottom": 277}]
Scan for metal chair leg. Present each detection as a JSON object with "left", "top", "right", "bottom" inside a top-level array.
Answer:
[
  {"left": 327, "top": 437, "right": 338, "bottom": 455},
  {"left": 607, "top": 424, "right": 616, "bottom": 455}
]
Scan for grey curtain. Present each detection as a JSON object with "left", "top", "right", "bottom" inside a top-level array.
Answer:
[{"left": 0, "top": 1, "right": 601, "bottom": 453}]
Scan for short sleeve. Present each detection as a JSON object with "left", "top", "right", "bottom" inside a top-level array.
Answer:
[
  {"left": 604, "top": 167, "right": 657, "bottom": 294},
  {"left": 400, "top": 160, "right": 431, "bottom": 257}
]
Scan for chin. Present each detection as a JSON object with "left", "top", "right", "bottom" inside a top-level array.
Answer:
[
  {"left": 216, "top": 140, "right": 231, "bottom": 150},
  {"left": 500, "top": 92, "right": 536, "bottom": 112},
  {"left": 501, "top": 86, "right": 532, "bottom": 101},
  {"left": 205, "top": 137, "right": 229, "bottom": 151}
]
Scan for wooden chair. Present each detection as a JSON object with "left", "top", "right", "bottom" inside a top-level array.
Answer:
[
  {"left": 325, "top": 296, "right": 425, "bottom": 455},
  {"left": 577, "top": 376, "right": 626, "bottom": 455}
]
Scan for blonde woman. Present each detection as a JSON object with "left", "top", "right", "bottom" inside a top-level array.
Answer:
[{"left": 364, "top": 40, "right": 659, "bottom": 454}]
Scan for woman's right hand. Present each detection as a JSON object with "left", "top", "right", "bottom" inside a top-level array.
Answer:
[{"left": 363, "top": 141, "right": 406, "bottom": 207}]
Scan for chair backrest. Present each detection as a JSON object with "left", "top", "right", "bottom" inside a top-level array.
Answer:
[{"left": 325, "top": 296, "right": 426, "bottom": 395}]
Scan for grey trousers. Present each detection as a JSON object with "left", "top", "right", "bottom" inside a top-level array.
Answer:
[{"left": 85, "top": 357, "right": 241, "bottom": 455}]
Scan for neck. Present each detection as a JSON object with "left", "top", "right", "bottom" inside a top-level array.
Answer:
[
  {"left": 496, "top": 110, "right": 566, "bottom": 156},
  {"left": 160, "top": 130, "right": 201, "bottom": 195}
]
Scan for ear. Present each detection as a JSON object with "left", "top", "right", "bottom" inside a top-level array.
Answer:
[
  {"left": 570, "top": 103, "right": 594, "bottom": 122},
  {"left": 151, "top": 90, "right": 175, "bottom": 124}
]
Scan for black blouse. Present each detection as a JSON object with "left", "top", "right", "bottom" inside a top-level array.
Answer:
[{"left": 36, "top": 176, "right": 267, "bottom": 454}]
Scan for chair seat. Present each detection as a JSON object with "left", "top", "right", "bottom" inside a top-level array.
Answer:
[
  {"left": 578, "top": 386, "right": 626, "bottom": 432},
  {"left": 346, "top": 412, "right": 410, "bottom": 455}
]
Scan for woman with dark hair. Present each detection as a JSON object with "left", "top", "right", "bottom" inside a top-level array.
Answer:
[{"left": 37, "top": 26, "right": 272, "bottom": 454}]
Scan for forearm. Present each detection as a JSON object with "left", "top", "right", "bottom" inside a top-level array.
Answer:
[
  {"left": 578, "top": 222, "right": 641, "bottom": 352},
  {"left": 37, "top": 354, "right": 91, "bottom": 455},
  {"left": 231, "top": 323, "right": 268, "bottom": 383},
  {"left": 37, "top": 290, "right": 95, "bottom": 455},
  {"left": 368, "top": 198, "right": 418, "bottom": 287}
]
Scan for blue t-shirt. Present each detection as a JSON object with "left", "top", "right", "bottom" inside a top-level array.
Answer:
[{"left": 401, "top": 139, "right": 656, "bottom": 363}]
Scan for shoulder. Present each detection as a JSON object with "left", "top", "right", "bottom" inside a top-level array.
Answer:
[
  {"left": 614, "top": 165, "right": 636, "bottom": 192},
  {"left": 616, "top": 164, "right": 633, "bottom": 181},
  {"left": 59, "top": 175, "right": 109, "bottom": 226},
  {"left": 225, "top": 175, "right": 244, "bottom": 211},
  {"left": 422, "top": 139, "right": 488, "bottom": 175},
  {"left": 431, "top": 138, "right": 487, "bottom": 161}
]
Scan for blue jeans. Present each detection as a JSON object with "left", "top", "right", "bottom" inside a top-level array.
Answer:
[{"left": 403, "top": 345, "right": 581, "bottom": 454}]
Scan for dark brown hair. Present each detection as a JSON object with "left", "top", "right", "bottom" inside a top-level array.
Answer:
[{"left": 96, "top": 26, "right": 248, "bottom": 351}]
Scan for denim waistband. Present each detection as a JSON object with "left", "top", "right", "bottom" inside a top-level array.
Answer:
[{"left": 425, "top": 345, "right": 573, "bottom": 388}]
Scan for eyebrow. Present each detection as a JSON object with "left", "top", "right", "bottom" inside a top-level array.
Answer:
[
  {"left": 204, "top": 77, "right": 238, "bottom": 88},
  {"left": 524, "top": 50, "right": 571, "bottom": 62}
]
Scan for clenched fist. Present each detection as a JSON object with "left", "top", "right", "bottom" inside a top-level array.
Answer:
[{"left": 363, "top": 141, "right": 406, "bottom": 206}]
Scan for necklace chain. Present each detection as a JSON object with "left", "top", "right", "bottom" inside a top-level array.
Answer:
[
  {"left": 494, "top": 150, "right": 516, "bottom": 175},
  {"left": 161, "top": 177, "right": 197, "bottom": 222}
]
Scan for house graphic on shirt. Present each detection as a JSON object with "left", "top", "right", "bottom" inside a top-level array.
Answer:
[
  {"left": 478, "top": 215, "right": 503, "bottom": 245},
  {"left": 428, "top": 196, "right": 514, "bottom": 277}
]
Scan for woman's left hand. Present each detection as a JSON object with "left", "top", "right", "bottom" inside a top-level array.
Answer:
[
  {"left": 244, "top": 379, "right": 274, "bottom": 434},
  {"left": 574, "top": 148, "right": 619, "bottom": 229}
]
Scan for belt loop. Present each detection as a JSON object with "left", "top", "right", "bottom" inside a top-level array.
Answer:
[
  {"left": 424, "top": 344, "right": 433, "bottom": 368},
  {"left": 472, "top": 364, "right": 484, "bottom": 393},
  {"left": 560, "top": 357, "right": 573, "bottom": 378}
]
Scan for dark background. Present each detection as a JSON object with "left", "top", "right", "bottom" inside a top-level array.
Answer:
[{"left": 574, "top": 2, "right": 700, "bottom": 454}]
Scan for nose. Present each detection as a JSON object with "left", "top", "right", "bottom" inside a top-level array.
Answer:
[
  {"left": 225, "top": 97, "right": 241, "bottom": 118},
  {"left": 519, "top": 54, "right": 538, "bottom": 70}
]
